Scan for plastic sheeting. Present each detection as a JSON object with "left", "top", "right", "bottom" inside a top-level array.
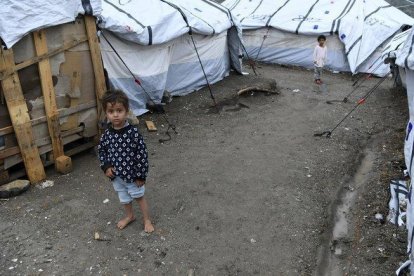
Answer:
[
  {"left": 100, "top": 30, "right": 232, "bottom": 116},
  {"left": 0, "top": 0, "right": 102, "bottom": 48},
  {"left": 222, "top": 0, "right": 414, "bottom": 74}
]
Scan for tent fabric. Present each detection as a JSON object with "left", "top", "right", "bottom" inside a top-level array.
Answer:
[
  {"left": 100, "top": 29, "right": 232, "bottom": 116},
  {"left": 99, "top": 0, "right": 243, "bottom": 116},
  {"left": 222, "top": 0, "right": 414, "bottom": 74},
  {"left": 0, "top": 0, "right": 101, "bottom": 48},
  {"left": 242, "top": 28, "right": 389, "bottom": 76},
  {"left": 381, "top": 29, "right": 411, "bottom": 63},
  {"left": 397, "top": 28, "right": 414, "bottom": 71},
  {"left": 99, "top": 0, "right": 238, "bottom": 46}
]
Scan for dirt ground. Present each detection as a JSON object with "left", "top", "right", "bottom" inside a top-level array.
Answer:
[{"left": 0, "top": 62, "right": 410, "bottom": 275}]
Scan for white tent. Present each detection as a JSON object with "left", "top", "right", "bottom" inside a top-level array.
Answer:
[
  {"left": 222, "top": 0, "right": 414, "bottom": 76},
  {"left": 99, "top": 0, "right": 242, "bottom": 115},
  {"left": 390, "top": 26, "right": 414, "bottom": 275}
]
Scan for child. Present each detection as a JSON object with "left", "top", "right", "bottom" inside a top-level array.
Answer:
[
  {"left": 98, "top": 90, "right": 154, "bottom": 232},
  {"left": 313, "top": 35, "right": 327, "bottom": 85}
]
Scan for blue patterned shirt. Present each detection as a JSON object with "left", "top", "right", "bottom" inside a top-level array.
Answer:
[{"left": 98, "top": 124, "right": 149, "bottom": 182}]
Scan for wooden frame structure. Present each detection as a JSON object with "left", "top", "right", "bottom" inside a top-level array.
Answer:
[{"left": 0, "top": 16, "right": 106, "bottom": 184}]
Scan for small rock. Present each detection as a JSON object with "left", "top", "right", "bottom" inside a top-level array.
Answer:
[
  {"left": 187, "top": 268, "right": 195, "bottom": 276},
  {"left": 94, "top": 232, "right": 100, "bottom": 240},
  {"left": 103, "top": 199, "right": 109, "bottom": 204},
  {"left": 307, "top": 174, "right": 312, "bottom": 178},
  {"left": 11, "top": 258, "right": 18, "bottom": 262},
  {"left": 39, "top": 269, "right": 44, "bottom": 272},
  {"left": 8, "top": 267, "right": 14, "bottom": 270},
  {"left": 36, "top": 180, "right": 54, "bottom": 189},
  {"left": 250, "top": 238, "right": 257, "bottom": 244}
]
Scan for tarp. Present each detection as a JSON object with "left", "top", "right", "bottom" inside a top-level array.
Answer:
[
  {"left": 0, "top": 0, "right": 102, "bottom": 48},
  {"left": 99, "top": 0, "right": 243, "bottom": 115},
  {"left": 222, "top": 0, "right": 414, "bottom": 74}
]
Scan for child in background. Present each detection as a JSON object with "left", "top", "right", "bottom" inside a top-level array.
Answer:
[
  {"left": 98, "top": 90, "right": 154, "bottom": 232},
  {"left": 313, "top": 35, "right": 327, "bottom": 85}
]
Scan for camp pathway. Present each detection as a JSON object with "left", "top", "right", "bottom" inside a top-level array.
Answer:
[{"left": 0, "top": 63, "right": 407, "bottom": 275}]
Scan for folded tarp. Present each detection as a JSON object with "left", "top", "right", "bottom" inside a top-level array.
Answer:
[
  {"left": 223, "top": 0, "right": 414, "bottom": 74},
  {"left": 0, "top": 0, "right": 102, "bottom": 48}
]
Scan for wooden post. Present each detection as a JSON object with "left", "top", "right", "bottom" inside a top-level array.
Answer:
[
  {"left": 33, "top": 30, "right": 72, "bottom": 174},
  {"left": 0, "top": 48, "right": 46, "bottom": 183},
  {"left": 84, "top": 16, "right": 107, "bottom": 129}
]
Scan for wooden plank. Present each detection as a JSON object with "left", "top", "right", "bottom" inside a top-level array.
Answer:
[
  {"left": 0, "top": 101, "right": 96, "bottom": 136},
  {"left": 33, "top": 30, "right": 65, "bottom": 160},
  {"left": 84, "top": 16, "right": 107, "bottom": 128},
  {"left": 0, "top": 47, "right": 46, "bottom": 183},
  {"left": 145, "top": 120, "right": 157, "bottom": 132},
  {"left": 61, "top": 71, "right": 80, "bottom": 131},
  {"left": 0, "top": 36, "right": 88, "bottom": 81},
  {"left": 0, "top": 147, "right": 20, "bottom": 159},
  {"left": 0, "top": 125, "right": 85, "bottom": 160}
]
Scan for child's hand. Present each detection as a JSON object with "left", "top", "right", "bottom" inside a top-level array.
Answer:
[
  {"left": 135, "top": 179, "right": 145, "bottom": 187},
  {"left": 105, "top": 167, "right": 115, "bottom": 178}
]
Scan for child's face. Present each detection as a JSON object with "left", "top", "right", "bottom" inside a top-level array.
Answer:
[
  {"left": 318, "top": 39, "right": 326, "bottom": 46},
  {"left": 105, "top": 102, "right": 127, "bottom": 129}
]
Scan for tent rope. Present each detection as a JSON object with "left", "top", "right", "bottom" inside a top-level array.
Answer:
[
  {"left": 188, "top": 29, "right": 217, "bottom": 106},
  {"left": 326, "top": 61, "right": 384, "bottom": 104},
  {"left": 255, "top": 27, "right": 270, "bottom": 61},
  {"left": 100, "top": 31, "right": 178, "bottom": 143},
  {"left": 315, "top": 72, "right": 390, "bottom": 138}
]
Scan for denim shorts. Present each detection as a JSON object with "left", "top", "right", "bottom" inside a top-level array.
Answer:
[{"left": 112, "top": 177, "right": 145, "bottom": 204}]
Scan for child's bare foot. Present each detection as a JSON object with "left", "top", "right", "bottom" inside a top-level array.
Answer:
[
  {"left": 117, "top": 216, "right": 136, "bottom": 230},
  {"left": 144, "top": 220, "right": 154, "bottom": 233}
]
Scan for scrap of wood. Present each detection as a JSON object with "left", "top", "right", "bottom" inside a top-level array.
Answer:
[
  {"left": 145, "top": 121, "right": 157, "bottom": 132},
  {"left": 33, "top": 29, "right": 65, "bottom": 160},
  {"left": 85, "top": 16, "right": 107, "bottom": 130},
  {"left": 237, "top": 87, "right": 280, "bottom": 96},
  {"left": 0, "top": 36, "right": 88, "bottom": 81},
  {"left": 0, "top": 47, "right": 46, "bottom": 183}
]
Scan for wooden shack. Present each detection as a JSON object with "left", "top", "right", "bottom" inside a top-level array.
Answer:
[{"left": 0, "top": 16, "right": 106, "bottom": 185}]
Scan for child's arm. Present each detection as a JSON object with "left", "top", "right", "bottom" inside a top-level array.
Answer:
[
  {"left": 97, "top": 132, "right": 114, "bottom": 177},
  {"left": 313, "top": 46, "right": 317, "bottom": 65},
  {"left": 133, "top": 130, "right": 149, "bottom": 184}
]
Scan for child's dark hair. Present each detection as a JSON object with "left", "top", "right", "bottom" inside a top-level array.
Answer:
[
  {"left": 101, "top": 89, "right": 129, "bottom": 111},
  {"left": 317, "top": 35, "right": 326, "bottom": 42}
]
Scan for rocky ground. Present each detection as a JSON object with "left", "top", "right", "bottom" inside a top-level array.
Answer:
[{"left": 0, "top": 62, "right": 410, "bottom": 275}]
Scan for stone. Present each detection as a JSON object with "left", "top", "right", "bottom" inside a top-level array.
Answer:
[{"left": 0, "top": 180, "right": 30, "bottom": 198}]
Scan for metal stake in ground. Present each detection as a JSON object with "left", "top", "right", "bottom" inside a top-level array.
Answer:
[{"left": 314, "top": 73, "right": 390, "bottom": 138}]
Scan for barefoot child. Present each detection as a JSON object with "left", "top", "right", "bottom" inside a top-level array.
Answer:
[
  {"left": 98, "top": 90, "right": 154, "bottom": 232},
  {"left": 313, "top": 35, "right": 327, "bottom": 85}
]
